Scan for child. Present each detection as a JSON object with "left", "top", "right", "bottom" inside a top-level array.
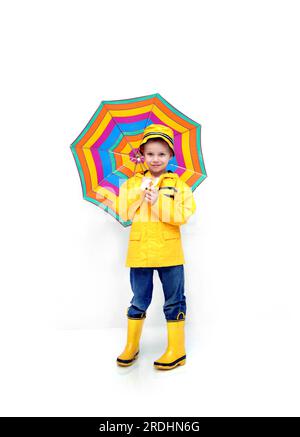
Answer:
[{"left": 116, "top": 124, "right": 196, "bottom": 370}]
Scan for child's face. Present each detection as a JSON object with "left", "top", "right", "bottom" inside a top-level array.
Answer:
[{"left": 143, "top": 141, "right": 172, "bottom": 176}]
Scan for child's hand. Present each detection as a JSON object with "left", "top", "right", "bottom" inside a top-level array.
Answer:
[
  {"left": 145, "top": 187, "right": 158, "bottom": 205},
  {"left": 139, "top": 189, "right": 147, "bottom": 201}
]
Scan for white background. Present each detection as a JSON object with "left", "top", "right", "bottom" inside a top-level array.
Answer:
[{"left": 1, "top": 0, "right": 300, "bottom": 417}]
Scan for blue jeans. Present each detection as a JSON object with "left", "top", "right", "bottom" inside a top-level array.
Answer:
[{"left": 127, "top": 265, "right": 186, "bottom": 321}]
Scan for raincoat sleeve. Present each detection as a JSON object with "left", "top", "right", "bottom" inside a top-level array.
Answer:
[
  {"left": 117, "top": 178, "right": 144, "bottom": 222},
  {"left": 151, "top": 180, "right": 196, "bottom": 226}
]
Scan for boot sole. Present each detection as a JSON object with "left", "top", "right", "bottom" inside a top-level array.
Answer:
[
  {"left": 154, "top": 356, "right": 186, "bottom": 371},
  {"left": 116, "top": 351, "right": 139, "bottom": 367}
]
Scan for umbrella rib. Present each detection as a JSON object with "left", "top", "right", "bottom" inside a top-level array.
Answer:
[
  {"left": 131, "top": 94, "right": 156, "bottom": 175},
  {"left": 106, "top": 109, "right": 136, "bottom": 153},
  {"left": 168, "top": 163, "right": 203, "bottom": 176},
  {"left": 97, "top": 165, "right": 133, "bottom": 191},
  {"left": 106, "top": 94, "right": 157, "bottom": 173}
]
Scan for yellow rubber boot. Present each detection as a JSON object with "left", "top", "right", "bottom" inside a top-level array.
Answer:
[
  {"left": 154, "top": 320, "right": 186, "bottom": 370},
  {"left": 117, "top": 317, "right": 145, "bottom": 367}
]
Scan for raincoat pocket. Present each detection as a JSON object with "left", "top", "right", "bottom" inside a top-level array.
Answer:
[{"left": 163, "top": 231, "right": 180, "bottom": 240}]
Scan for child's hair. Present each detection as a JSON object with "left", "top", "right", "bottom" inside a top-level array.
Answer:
[{"left": 139, "top": 138, "right": 174, "bottom": 157}]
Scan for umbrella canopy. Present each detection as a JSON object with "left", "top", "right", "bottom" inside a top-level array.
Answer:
[{"left": 70, "top": 93, "right": 207, "bottom": 227}]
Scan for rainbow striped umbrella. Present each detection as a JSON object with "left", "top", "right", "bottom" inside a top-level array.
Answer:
[{"left": 70, "top": 93, "right": 207, "bottom": 227}]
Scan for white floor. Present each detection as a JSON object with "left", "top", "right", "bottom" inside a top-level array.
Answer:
[{"left": 1, "top": 319, "right": 299, "bottom": 417}]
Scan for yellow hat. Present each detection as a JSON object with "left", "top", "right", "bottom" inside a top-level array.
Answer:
[{"left": 139, "top": 124, "right": 175, "bottom": 157}]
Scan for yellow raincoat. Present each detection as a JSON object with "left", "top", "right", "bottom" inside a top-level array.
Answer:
[{"left": 118, "top": 170, "right": 196, "bottom": 267}]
